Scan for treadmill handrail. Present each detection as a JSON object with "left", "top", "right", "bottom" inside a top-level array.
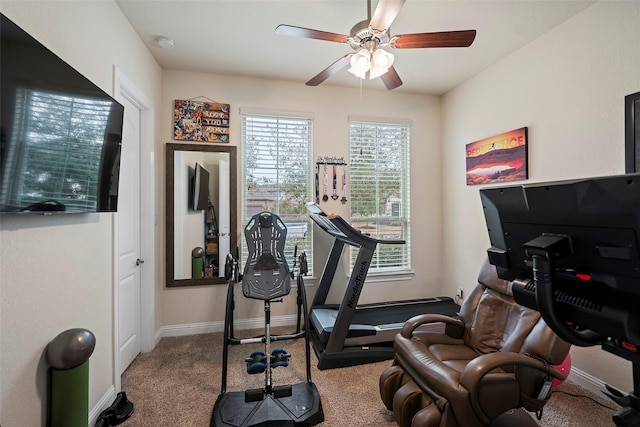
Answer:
[
  {"left": 309, "top": 214, "right": 347, "bottom": 239},
  {"left": 307, "top": 202, "right": 406, "bottom": 247},
  {"left": 330, "top": 215, "right": 406, "bottom": 247}
]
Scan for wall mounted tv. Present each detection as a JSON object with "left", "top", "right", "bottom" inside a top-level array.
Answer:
[
  {"left": 0, "top": 13, "right": 124, "bottom": 214},
  {"left": 190, "top": 163, "right": 210, "bottom": 211},
  {"left": 480, "top": 173, "right": 640, "bottom": 345}
]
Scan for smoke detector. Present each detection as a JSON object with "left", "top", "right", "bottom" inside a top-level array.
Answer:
[{"left": 155, "top": 37, "right": 174, "bottom": 49}]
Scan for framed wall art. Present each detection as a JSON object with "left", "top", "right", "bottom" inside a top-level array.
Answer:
[
  {"left": 465, "top": 127, "right": 528, "bottom": 186},
  {"left": 625, "top": 91, "right": 640, "bottom": 173},
  {"left": 174, "top": 99, "right": 230, "bottom": 143}
]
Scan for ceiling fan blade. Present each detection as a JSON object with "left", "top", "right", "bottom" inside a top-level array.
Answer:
[
  {"left": 370, "top": 0, "right": 407, "bottom": 33},
  {"left": 275, "top": 24, "right": 349, "bottom": 43},
  {"left": 391, "top": 30, "right": 477, "bottom": 49},
  {"left": 306, "top": 54, "right": 353, "bottom": 87},
  {"left": 380, "top": 66, "right": 403, "bottom": 90}
]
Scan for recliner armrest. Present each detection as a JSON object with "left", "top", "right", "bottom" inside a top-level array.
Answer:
[
  {"left": 401, "top": 314, "right": 464, "bottom": 338},
  {"left": 459, "top": 352, "right": 566, "bottom": 424},
  {"left": 460, "top": 352, "right": 565, "bottom": 391}
]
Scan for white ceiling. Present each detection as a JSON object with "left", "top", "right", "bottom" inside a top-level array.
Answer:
[{"left": 116, "top": 0, "right": 595, "bottom": 95}]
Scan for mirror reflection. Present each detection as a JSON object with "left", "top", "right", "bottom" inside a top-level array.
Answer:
[{"left": 166, "top": 143, "right": 237, "bottom": 287}]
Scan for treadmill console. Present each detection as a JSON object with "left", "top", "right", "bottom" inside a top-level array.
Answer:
[
  {"left": 305, "top": 202, "right": 405, "bottom": 246},
  {"left": 306, "top": 202, "right": 325, "bottom": 216},
  {"left": 306, "top": 202, "right": 346, "bottom": 238}
]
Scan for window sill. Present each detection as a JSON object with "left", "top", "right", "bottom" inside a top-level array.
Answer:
[
  {"left": 299, "top": 271, "right": 414, "bottom": 287},
  {"left": 362, "top": 270, "right": 415, "bottom": 283},
  {"left": 294, "top": 275, "right": 317, "bottom": 287}
]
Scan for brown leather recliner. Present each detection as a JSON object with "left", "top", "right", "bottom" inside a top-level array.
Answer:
[{"left": 380, "top": 258, "right": 571, "bottom": 427}]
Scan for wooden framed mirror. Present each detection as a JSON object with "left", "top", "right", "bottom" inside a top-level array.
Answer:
[{"left": 166, "top": 143, "right": 237, "bottom": 287}]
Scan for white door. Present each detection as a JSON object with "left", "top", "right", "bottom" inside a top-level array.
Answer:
[
  {"left": 218, "top": 158, "right": 230, "bottom": 276},
  {"left": 117, "top": 96, "right": 141, "bottom": 374}
]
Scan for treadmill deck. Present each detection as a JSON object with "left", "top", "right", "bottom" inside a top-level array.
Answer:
[{"left": 310, "top": 297, "right": 460, "bottom": 347}]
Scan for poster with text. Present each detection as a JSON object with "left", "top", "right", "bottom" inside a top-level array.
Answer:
[
  {"left": 174, "top": 100, "right": 230, "bottom": 142},
  {"left": 465, "top": 127, "right": 528, "bottom": 185}
]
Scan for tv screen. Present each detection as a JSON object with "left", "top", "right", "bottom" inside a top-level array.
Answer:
[
  {"left": 191, "top": 163, "right": 210, "bottom": 211},
  {"left": 0, "top": 13, "right": 124, "bottom": 214},
  {"left": 481, "top": 173, "right": 640, "bottom": 291},
  {"left": 626, "top": 91, "right": 640, "bottom": 173},
  {"left": 480, "top": 173, "right": 640, "bottom": 346}
]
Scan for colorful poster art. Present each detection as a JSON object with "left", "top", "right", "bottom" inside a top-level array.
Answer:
[
  {"left": 174, "top": 100, "right": 230, "bottom": 142},
  {"left": 465, "top": 127, "right": 528, "bottom": 185}
]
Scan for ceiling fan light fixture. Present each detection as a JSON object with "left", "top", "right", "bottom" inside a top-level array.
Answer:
[
  {"left": 373, "top": 48, "right": 394, "bottom": 69},
  {"left": 348, "top": 50, "right": 371, "bottom": 79},
  {"left": 275, "top": 0, "right": 476, "bottom": 90},
  {"left": 368, "top": 64, "right": 386, "bottom": 80},
  {"left": 347, "top": 65, "right": 367, "bottom": 79},
  {"left": 369, "top": 48, "right": 394, "bottom": 79}
]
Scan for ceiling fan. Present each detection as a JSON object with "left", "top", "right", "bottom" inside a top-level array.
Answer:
[{"left": 275, "top": 0, "right": 476, "bottom": 90}]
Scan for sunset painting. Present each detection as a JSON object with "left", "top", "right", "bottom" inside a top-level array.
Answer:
[{"left": 465, "top": 127, "right": 528, "bottom": 185}]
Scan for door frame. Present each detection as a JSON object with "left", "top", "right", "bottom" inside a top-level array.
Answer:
[{"left": 112, "top": 67, "right": 156, "bottom": 390}]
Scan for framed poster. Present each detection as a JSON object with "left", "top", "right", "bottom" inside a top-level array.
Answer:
[
  {"left": 465, "top": 127, "right": 528, "bottom": 186},
  {"left": 174, "top": 99, "right": 230, "bottom": 142},
  {"left": 625, "top": 91, "right": 640, "bottom": 173}
]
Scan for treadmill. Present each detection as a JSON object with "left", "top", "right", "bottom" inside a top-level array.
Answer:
[{"left": 306, "top": 202, "right": 460, "bottom": 370}]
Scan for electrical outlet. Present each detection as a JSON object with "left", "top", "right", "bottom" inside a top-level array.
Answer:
[{"left": 456, "top": 287, "right": 464, "bottom": 299}]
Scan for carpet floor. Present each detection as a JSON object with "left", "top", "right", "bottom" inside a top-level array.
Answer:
[{"left": 121, "top": 329, "right": 618, "bottom": 426}]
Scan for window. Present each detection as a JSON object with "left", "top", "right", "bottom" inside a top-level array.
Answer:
[
  {"left": 349, "top": 119, "right": 411, "bottom": 272},
  {"left": 241, "top": 111, "right": 314, "bottom": 273}
]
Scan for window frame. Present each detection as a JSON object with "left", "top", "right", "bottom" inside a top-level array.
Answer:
[
  {"left": 348, "top": 118, "right": 412, "bottom": 276},
  {"left": 240, "top": 109, "right": 314, "bottom": 276}
]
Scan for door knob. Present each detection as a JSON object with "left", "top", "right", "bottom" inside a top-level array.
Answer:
[{"left": 136, "top": 258, "right": 145, "bottom": 266}]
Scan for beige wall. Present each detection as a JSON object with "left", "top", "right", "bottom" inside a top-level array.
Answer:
[
  {"left": 440, "top": 1, "right": 640, "bottom": 394},
  {"left": 160, "top": 71, "right": 444, "bottom": 328},
  {"left": 2, "top": 1, "right": 640, "bottom": 425},
  {"left": 0, "top": 1, "right": 162, "bottom": 426}
]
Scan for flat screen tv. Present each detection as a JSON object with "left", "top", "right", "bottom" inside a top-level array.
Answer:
[
  {"left": 480, "top": 173, "right": 640, "bottom": 347},
  {"left": 0, "top": 13, "right": 124, "bottom": 214},
  {"left": 626, "top": 91, "right": 640, "bottom": 173},
  {"left": 191, "top": 163, "right": 210, "bottom": 211}
]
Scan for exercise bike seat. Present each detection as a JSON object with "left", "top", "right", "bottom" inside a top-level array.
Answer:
[{"left": 242, "top": 212, "right": 291, "bottom": 301}]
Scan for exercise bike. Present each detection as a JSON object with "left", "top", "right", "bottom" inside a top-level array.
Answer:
[{"left": 211, "top": 212, "right": 324, "bottom": 427}]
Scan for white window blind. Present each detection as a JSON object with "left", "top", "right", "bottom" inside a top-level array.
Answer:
[
  {"left": 349, "top": 120, "right": 411, "bottom": 272},
  {"left": 241, "top": 112, "right": 314, "bottom": 272},
  {"left": 1, "top": 88, "right": 112, "bottom": 210}
]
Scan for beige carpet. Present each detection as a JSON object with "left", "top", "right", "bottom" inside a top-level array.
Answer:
[{"left": 121, "top": 329, "right": 618, "bottom": 426}]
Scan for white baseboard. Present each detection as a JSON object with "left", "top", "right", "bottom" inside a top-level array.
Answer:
[
  {"left": 89, "top": 385, "right": 116, "bottom": 426},
  {"left": 159, "top": 320, "right": 225, "bottom": 338},
  {"left": 567, "top": 366, "right": 606, "bottom": 396},
  {"left": 157, "top": 314, "right": 301, "bottom": 339}
]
